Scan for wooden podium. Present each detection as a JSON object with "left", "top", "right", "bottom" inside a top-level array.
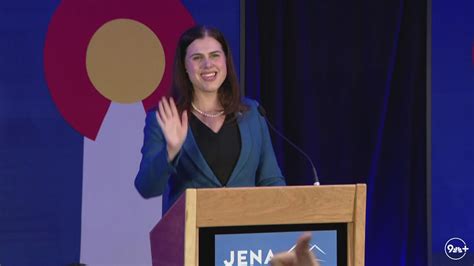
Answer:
[{"left": 150, "top": 184, "right": 366, "bottom": 266}]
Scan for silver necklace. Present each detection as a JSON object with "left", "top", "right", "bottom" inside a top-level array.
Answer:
[{"left": 191, "top": 102, "right": 224, "bottom": 118}]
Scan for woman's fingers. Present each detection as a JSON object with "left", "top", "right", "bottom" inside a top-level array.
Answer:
[
  {"left": 158, "top": 97, "right": 180, "bottom": 122},
  {"left": 295, "top": 232, "right": 312, "bottom": 255},
  {"left": 271, "top": 252, "right": 296, "bottom": 266},
  {"left": 169, "top": 97, "right": 178, "bottom": 118},
  {"left": 181, "top": 110, "right": 188, "bottom": 131},
  {"left": 157, "top": 98, "right": 187, "bottom": 137},
  {"left": 161, "top": 97, "right": 173, "bottom": 119},
  {"left": 271, "top": 233, "right": 318, "bottom": 266},
  {"left": 295, "top": 232, "right": 319, "bottom": 266},
  {"left": 156, "top": 110, "right": 164, "bottom": 129},
  {"left": 158, "top": 99, "right": 167, "bottom": 120}
]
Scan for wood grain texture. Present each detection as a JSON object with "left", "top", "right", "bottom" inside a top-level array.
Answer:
[
  {"left": 354, "top": 184, "right": 367, "bottom": 266},
  {"left": 347, "top": 222, "right": 354, "bottom": 266},
  {"left": 184, "top": 189, "right": 197, "bottom": 266},
  {"left": 195, "top": 185, "right": 356, "bottom": 227}
]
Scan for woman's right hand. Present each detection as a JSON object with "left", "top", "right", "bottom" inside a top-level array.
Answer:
[{"left": 156, "top": 97, "right": 188, "bottom": 161}]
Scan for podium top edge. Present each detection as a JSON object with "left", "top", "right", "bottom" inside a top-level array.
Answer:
[{"left": 186, "top": 183, "right": 366, "bottom": 194}]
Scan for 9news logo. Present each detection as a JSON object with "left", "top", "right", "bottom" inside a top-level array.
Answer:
[{"left": 444, "top": 237, "right": 469, "bottom": 260}]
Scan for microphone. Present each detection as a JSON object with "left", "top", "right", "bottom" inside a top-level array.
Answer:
[{"left": 257, "top": 105, "right": 320, "bottom": 186}]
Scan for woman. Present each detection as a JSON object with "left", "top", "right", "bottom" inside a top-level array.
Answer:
[{"left": 135, "top": 25, "right": 285, "bottom": 214}]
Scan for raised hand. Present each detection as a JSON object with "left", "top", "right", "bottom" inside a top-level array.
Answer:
[
  {"left": 271, "top": 232, "right": 320, "bottom": 266},
  {"left": 156, "top": 97, "right": 188, "bottom": 161}
]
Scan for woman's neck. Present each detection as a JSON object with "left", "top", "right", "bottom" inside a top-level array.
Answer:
[{"left": 192, "top": 91, "right": 222, "bottom": 112}]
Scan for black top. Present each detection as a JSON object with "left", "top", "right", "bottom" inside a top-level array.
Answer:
[{"left": 189, "top": 113, "right": 241, "bottom": 186}]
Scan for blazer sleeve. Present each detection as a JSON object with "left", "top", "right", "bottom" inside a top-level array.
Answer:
[
  {"left": 254, "top": 101, "right": 286, "bottom": 186},
  {"left": 134, "top": 110, "right": 181, "bottom": 198}
]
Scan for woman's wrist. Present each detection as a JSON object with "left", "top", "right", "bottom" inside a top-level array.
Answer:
[{"left": 166, "top": 144, "right": 180, "bottom": 162}]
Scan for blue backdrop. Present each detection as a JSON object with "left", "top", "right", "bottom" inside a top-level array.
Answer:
[{"left": 431, "top": 0, "right": 474, "bottom": 264}]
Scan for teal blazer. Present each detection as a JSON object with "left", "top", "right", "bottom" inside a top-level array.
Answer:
[{"left": 135, "top": 98, "right": 285, "bottom": 214}]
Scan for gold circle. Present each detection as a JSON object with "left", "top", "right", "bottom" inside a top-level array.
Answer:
[{"left": 86, "top": 19, "right": 165, "bottom": 103}]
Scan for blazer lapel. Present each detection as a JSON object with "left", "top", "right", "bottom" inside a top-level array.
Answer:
[
  {"left": 182, "top": 128, "right": 221, "bottom": 186},
  {"left": 227, "top": 113, "right": 252, "bottom": 184}
]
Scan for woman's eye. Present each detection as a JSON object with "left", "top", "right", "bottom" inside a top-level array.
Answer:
[{"left": 192, "top": 56, "right": 202, "bottom": 61}]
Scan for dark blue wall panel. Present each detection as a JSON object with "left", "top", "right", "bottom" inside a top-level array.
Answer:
[{"left": 432, "top": 0, "right": 474, "bottom": 264}]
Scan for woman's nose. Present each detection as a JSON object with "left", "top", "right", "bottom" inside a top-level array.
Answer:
[{"left": 202, "top": 58, "right": 212, "bottom": 68}]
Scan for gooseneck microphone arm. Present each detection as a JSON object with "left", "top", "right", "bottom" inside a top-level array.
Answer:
[{"left": 257, "top": 105, "right": 320, "bottom": 186}]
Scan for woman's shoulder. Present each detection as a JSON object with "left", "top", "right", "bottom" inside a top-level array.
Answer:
[
  {"left": 241, "top": 97, "right": 262, "bottom": 115},
  {"left": 143, "top": 108, "right": 163, "bottom": 133},
  {"left": 145, "top": 108, "right": 158, "bottom": 122},
  {"left": 238, "top": 97, "right": 263, "bottom": 121},
  {"left": 242, "top": 97, "right": 259, "bottom": 107}
]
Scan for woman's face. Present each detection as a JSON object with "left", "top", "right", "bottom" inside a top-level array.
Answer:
[{"left": 185, "top": 36, "right": 227, "bottom": 96}]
